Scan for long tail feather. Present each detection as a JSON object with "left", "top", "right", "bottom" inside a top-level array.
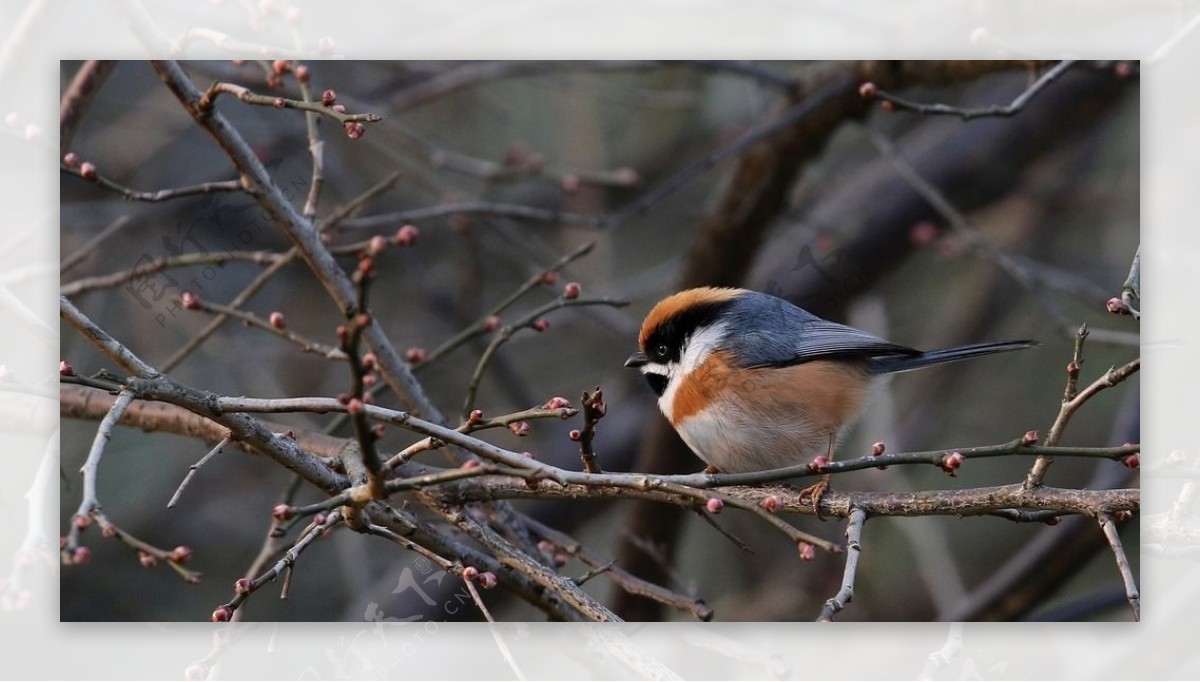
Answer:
[{"left": 868, "top": 340, "right": 1038, "bottom": 375}]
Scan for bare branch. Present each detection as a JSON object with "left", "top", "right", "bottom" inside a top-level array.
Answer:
[{"left": 817, "top": 508, "right": 867, "bottom": 621}]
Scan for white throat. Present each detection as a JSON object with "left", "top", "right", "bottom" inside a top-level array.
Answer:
[{"left": 658, "top": 322, "right": 727, "bottom": 417}]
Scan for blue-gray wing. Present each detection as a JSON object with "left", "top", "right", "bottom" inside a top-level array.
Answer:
[{"left": 722, "top": 292, "right": 919, "bottom": 368}]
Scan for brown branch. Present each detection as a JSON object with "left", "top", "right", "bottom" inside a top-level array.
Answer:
[
  {"left": 60, "top": 384, "right": 346, "bottom": 459},
  {"left": 449, "top": 478, "right": 1137, "bottom": 519}
]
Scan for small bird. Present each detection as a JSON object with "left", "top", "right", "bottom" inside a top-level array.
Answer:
[{"left": 625, "top": 287, "right": 1037, "bottom": 474}]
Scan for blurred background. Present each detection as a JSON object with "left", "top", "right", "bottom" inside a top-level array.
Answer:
[{"left": 60, "top": 60, "right": 1139, "bottom": 622}]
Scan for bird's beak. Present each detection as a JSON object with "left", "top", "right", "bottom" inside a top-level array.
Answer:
[{"left": 624, "top": 351, "right": 649, "bottom": 368}]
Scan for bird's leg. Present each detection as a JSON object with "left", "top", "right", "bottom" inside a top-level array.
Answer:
[{"left": 799, "top": 435, "right": 835, "bottom": 519}]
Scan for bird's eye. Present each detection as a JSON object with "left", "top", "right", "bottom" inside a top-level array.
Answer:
[{"left": 654, "top": 343, "right": 670, "bottom": 359}]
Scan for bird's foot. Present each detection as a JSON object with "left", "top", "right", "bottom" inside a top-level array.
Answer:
[{"left": 798, "top": 474, "right": 831, "bottom": 520}]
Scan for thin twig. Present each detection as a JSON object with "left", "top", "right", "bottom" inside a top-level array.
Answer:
[
  {"left": 870, "top": 60, "right": 1076, "bottom": 120},
  {"left": 218, "top": 511, "right": 343, "bottom": 619},
  {"left": 338, "top": 201, "right": 598, "bottom": 231},
  {"left": 578, "top": 388, "right": 605, "bottom": 474},
  {"left": 68, "top": 390, "right": 136, "bottom": 540},
  {"left": 817, "top": 507, "right": 867, "bottom": 621},
  {"left": 60, "top": 59, "right": 117, "bottom": 150},
  {"left": 384, "top": 405, "right": 577, "bottom": 470},
  {"left": 525, "top": 518, "right": 713, "bottom": 621},
  {"left": 160, "top": 250, "right": 297, "bottom": 371},
  {"left": 296, "top": 67, "right": 325, "bottom": 222},
  {"left": 316, "top": 171, "right": 403, "bottom": 232},
  {"left": 60, "top": 215, "right": 132, "bottom": 275},
  {"left": 189, "top": 295, "right": 347, "bottom": 360},
  {"left": 1097, "top": 512, "right": 1140, "bottom": 621},
  {"left": 167, "top": 434, "right": 234, "bottom": 508},
  {"left": 198, "top": 82, "right": 381, "bottom": 125},
  {"left": 61, "top": 166, "right": 245, "bottom": 202},
  {"left": 462, "top": 297, "right": 628, "bottom": 416},
  {"left": 464, "top": 578, "right": 495, "bottom": 622},
  {"left": 62, "top": 249, "right": 288, "bottom": 297},
  {"left": 1119, "top": 246, "right": 1141, "bottom": 320},
  {"left": 1025, "top": 357, "right": 1140, "bottom": 488},
  {"left": 865, "top": 125, "right": 1138, "bottom": 344}
]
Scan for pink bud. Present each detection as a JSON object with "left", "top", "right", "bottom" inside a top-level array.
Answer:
[
  {"left": 1122, "top": 453, "right": 1140, "bottom": 469},
  {"left": 139, "top": 552, "right": 157, "bottom": 568},
  {"left": 181, "top": 291, "right": 201, "bottom": 310},
  {"left": 871, "top": 442, "right": 886, "bottom": 456},
  {"left": 760, "top": 495, "right": 780, "bottom": 513},
  {"left": 63, "top": 152, "right": 80, "bottom": 168},
  {"left": 1021, "top": 430, "right": 1039, "bottom": 446},
  {"left": 858, "top": 82, "right": 878, "bottom": 99},
  {"left": 509, "top": 421, "right": 531, "bottom": 437},
  {"left": 272, "top": 504, "right": 293, "bottom": 521},
  {"left": 810, "top": 455, "right": 830, "bottom": 472},
  {"left": 563, "top": 282, "right": 581, "bottom": 299},
  {"left": 531, "top": 318, "right": 550, "bottom": 333},
  {"left": 705, "top": 498, "right": 724, "bottom": 514},
  {"left": 405, "top": 347, "right": 428, "bottom": 364},
  {"left": 234, "top": 578, "right": 252, "bottom": 594},
  {"left": 170, "top": 546, "right": 193, "bottom": 563},
  {"left": 462, "top": 566, "right": 479, "bottom": 581},
  {"left": 211, "top": 606, "right": 232, "bottom": 622},
  {"left": 368, "top": 235, "right": 388, "bottom": 255},
  {"left": 568, "top": 429, "right": 582, "bottom": 442},
  {"left": 797, "top": 542, "right": 816, "bottom": 561},
  {"left": 543, "top": 396, "right": 571, "bottom": 410},
  {"left": 394, "top": 224, "right": 420, "bottom": 246},
  {"left": 941, "top": 451, "right": 965, "bottom": 476},
  {"left": 321, "top": 88, "right": 336, "bottom": 106},
  {"left": 478, "top": 571, "right": 498, "bottom": 589},
  {"left": 60, "top": 360, "right": 76, "bottom": 376},
  {"left": 269, "top": 311, "right": 286, "bottom": 329},
  {"left": 79, "top": 161, "right": 98, "bottom": 181}
]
